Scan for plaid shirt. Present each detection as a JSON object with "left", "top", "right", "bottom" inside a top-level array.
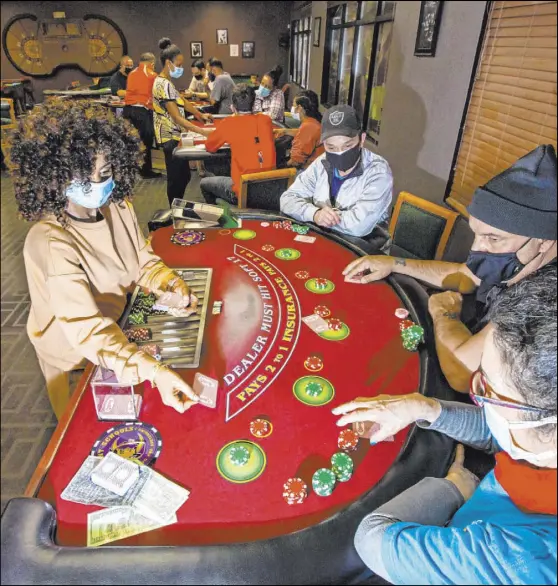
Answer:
[{"left": 253, "top": 88, "right": 285, "bottom": 122}]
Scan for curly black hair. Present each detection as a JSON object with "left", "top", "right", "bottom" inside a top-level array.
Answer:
[{"left": 6, "top": 99, "right": 142, "bottom": 224}]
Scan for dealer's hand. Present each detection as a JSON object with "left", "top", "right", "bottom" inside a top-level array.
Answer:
[
  {"left": 154, "top": 366, "right": 200, "bottom": 414},
  {"left": 445, "top": 444, "right": 479, "bottom": 502},
  {"left": 202, "top": 113, "right": 213, "bottom": 124},
  {"left": 314, "top": 206, "right": 341, "bottom": 228},
  {"left": 168, "top": 278, "right": 198, "bottom": 310},
  {"left": 428, "top": 291, "right": 463, "bottom": 321},
  {"left": 332, "top": 393, "right": 441, "bottom": 443},
  {"left": 343, "top": 256, "right": 394, "bottom": 284}
]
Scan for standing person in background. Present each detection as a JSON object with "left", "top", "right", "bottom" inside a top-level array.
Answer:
[
  {"left": 184, "top": 59, "right": 209, "bottom": 101},
  {"left": 275, "top": 89, "right": 323, "bottom": 170},
  {"left": 208, "top": 58, "right": 236, "bottom": 115},
  {"left": 123, "top": 52, "right": 160, "bottom": 179},
  {"left": 110, "top": 56, "right": 134, "bottom": 98},
  {"left": 152, "top": 38, "right": 213, "bottom": 206},
  {"left": 253, "top": 65, "right": 285, "bottom": 123}
]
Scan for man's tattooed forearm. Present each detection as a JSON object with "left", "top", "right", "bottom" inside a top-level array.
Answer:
[
  {"left": 443, "top": 311, "right": 461, "bottom": 320},
  {"left": 395, "top": 258, "right": 407, "bottom": 266}
]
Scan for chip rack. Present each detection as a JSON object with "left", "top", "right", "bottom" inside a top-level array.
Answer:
[{"left": 120, "top": 268, "right": 213, "bottom": 369}]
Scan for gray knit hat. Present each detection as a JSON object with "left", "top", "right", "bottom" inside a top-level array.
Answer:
[{"left": 468, "top": 144, "right": 557, "bottom": 240}]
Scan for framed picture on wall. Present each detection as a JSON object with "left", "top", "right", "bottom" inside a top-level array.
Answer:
[
  {"left": 242, "top": 41, "right": 255, "bottom": 59},
  {"left": 313, "top": 17, "right": 321, "bottom": 48},
  {"left": 217, "top": 29, "right": 228, "bottom": 45},
  {"left": 190, "top": 41, "right": 203, "bottom": 58},
  {"left": 414, "top": 1, "right": 444, "bottom": 56}
]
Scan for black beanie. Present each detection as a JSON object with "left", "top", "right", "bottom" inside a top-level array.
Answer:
[{"left": 468, "top": 144, "right": 557, "bottom": 240}]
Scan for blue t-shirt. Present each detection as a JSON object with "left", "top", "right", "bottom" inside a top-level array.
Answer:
[{"left": 330, "top": 167, "right": 359, "bottom": 205}]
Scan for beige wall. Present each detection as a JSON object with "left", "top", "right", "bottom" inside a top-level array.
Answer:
[{"left": 289, "top": 0, "right": 487, "bottom": 205}]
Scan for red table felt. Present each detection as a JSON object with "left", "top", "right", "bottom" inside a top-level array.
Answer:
[{"left": 37, "top": 221, "right": 419, "bottom": 546}]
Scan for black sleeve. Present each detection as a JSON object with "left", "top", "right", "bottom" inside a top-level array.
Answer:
[{"left": 110, "top": 72, "right": 126, "bottom": 96}]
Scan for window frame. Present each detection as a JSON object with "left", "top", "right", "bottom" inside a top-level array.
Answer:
[
  {"left": 321, "top": 1, "right": 395, "bottom": 141},
  {"left": 290, "top": 17, "right": 312, "bottom": 89}
]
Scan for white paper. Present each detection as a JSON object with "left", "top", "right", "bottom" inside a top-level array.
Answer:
[{"left": 230, "top": 44, "right": 239, "bottom": 57}]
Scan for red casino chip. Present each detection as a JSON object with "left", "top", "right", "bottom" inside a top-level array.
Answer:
[
  {"left": 395, "top": 308, "right": 410, "bottom": 320},
  {"left": 314, "top": 305, "right": 331, "bottom": 319},
  {"left": 328, "top": 318, "right": 343, "bottom": 331},
  {"left": 338, "top": 429, "right": 359, "bottom": 452},
  {"left": 399, "top": 319, "right": 415, "bottom": 332},
  {"left": 304, "top": 355, "right": 323, "bottom": 373},
  {"left": 261, "top": 244, "right": 275, "bottom": 252},
  {"left": 250, "top": 418, "right": 273, "bottom": 439},
  {"left": 282, "top": 477, "right": 308, "bottom": 505},
  {"left": 295, "top": 270, "right": 311, "bottom": 280}
]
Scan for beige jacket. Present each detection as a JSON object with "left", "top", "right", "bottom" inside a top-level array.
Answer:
[{"left": 23, "top": 200, "right": 173, "bottom": 383}]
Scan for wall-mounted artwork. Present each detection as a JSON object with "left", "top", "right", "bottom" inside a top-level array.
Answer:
[
  {"left": 242, "top": 41, "right": 255, "bottom": 59},
  {"left": 230, "top": 44, "right": 239, "bottom": 57},
  {"left": 2, "top": 13, "right": 127, "bottom": 77},
  {"left": 414, "top": 1, "right": 444, "bottom": 57},
  {"left": 191, "top": 41, "right": 203, "bottom": 58},
  {"left": 217, "top": 29, "right": 228, "bottom": 45}
]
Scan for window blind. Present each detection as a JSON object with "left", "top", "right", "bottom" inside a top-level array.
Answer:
[{"left": 447, "top": 0, "right": 557, "bottom": 216}]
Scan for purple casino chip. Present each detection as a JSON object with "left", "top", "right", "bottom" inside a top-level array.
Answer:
[
  {"left": 91, "top": 422, "right": 162, "bottom": 466},
  {"left": 170, "top": 230, "right": 206, "bottom": 246}
]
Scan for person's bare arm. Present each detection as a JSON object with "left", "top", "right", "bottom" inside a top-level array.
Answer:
[
  {"left": 165, "top": 101, "right": 211, "bottom": 138},
  {"left": 180, "top": 99, "right": 206, "bottom": 123},
  {"left": 429, "top": 292, "right": 491, "bottom": 393},
  {"left": 344, "top": 256, "right": 479, "bottom": 293}
]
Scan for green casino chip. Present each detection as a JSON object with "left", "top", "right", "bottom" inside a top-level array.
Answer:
[
  {"left": 305, "top": 381, "right": 323, "bottom": 397},
  {"left": 229, "top": 445, "right": 250, "bottom": 467},
  {"left": 312, "top": 468, "right": 336, "bottom": 497}
]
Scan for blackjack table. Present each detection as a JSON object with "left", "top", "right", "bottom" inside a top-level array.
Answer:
[{"left": 1, "top": 212, "right": 456, "bottom": 586}]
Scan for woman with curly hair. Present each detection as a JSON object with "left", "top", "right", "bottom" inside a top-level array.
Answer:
[{"left": 7, "top": 99, "right": 200, "bottom": 419}]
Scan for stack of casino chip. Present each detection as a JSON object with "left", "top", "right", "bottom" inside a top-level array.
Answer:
[
  {"left": 312, "top": 468, "right": 337, "bottom": 497},
  {"left": 283, "top": 478, "right": 308, "bottom": 505},
  {"left": 400, "top": 320, "right": 425, "bottom": 352},
  {"left": 338, "top": 429, "right": 359, "bottom": 452},
  {"left": 331, "top": 452, "right": 354, "bottom": 483},
  {"left": 142, "top": 343, "right": 162, "bottom": 360},
  {"left": 128, "top": 310, "right": 147, "bottom": 326},
  {"left": 292, "top": 224, "right": 310, "bottom": 235},
  {"left": 229, "top": 445, "right": 250, "bottom": 467},
  {"left": 328, "top": 318, "right": 343, "bottom": 331},
  {"left": 314, "top": 278, "right": 329, "bottom": 291},
  {"left": 123, "top": 328, "right": 152, "bottom": 343}
]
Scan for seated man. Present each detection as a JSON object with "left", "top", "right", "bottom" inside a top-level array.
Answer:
[
  {"left": 208, "top": 58, "right": 235, "bottom": 115},
  {"left": 110, "top": 55, "right": 134, "bottom": 98},
  {"left": 280, "top": 105, "right": 393, "bottom": 238},
  {"left": 123, "top": 52, "right": 160, "bottom": 179},
  {"left": 200, "top": 83, "right": 276, "bottom": 206},
  {"left": 184, "top": 59, "right": 209, "bottom": 101},
  {"left": 334, "top": 263, "right": 557, "bottom": 586},
  {"left": 344, "top": 145, "right": 557, "bottom": 392}
]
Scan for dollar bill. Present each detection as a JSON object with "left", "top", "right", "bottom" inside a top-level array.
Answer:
[{"left": 87, "top": 506, "right": 177, "bottom": 547}]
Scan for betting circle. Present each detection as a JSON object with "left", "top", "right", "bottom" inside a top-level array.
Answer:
[{"left": 216, "top": 440, "right": 267, "bottom": 483}]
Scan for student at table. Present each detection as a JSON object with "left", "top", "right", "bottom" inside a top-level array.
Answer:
[
  {"left": 200, "top": 83, "right": 276, "bottom": 206},
  {"left": 184, "top": 59, "right": 209, "bottom": 101},
  {"left": 110, "top": 55, "right": 134, "bottom": 98},
  {"left": 275, "top": 89, "right": 323, "bottom": 171},
  {"left": 123, "top": 52, "right": 160, "bottom": 179},
  {"left": 253, "top": 65, "right": 285, "bottom": 123},
  {"left": 344, "top": 145, "right": 558, "bottom": 393},
  {"left": 280, "top": 105, "right": 392, "bottom": 238},
  {"left": 153, "top": 38, "right": 212, "bottom": 206},
  {"left": 6, "top": 100, "right": 201, "bottom": 420},
  {"left": 335, "top": 264, "right": 557, "bottom": 585},
  {"left": 208, "top": 58, "right": 235, "bottom": 115}
]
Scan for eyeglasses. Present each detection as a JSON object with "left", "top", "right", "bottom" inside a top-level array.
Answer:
[{"left": 469, "top": 368, "right": 552, "bottom": 414}]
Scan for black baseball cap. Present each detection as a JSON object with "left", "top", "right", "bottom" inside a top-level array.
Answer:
[{"left": 321, "top": 105, "right": 362, "bottom": 142}]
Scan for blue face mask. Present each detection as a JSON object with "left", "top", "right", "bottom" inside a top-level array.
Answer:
[
  {"left": 66, "top": 176, "right": 114, "bottom": 209},
  {"left": 170, "top": 64, "right": 184, "bottom": 79},
  {"left": 259, "top": 85, "right": 271, "bottom": 98}
]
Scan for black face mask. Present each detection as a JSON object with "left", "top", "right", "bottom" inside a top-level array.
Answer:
[
  {"left": 124, "top": 66, "right": 133, "bottom": 75},
  {"left": 326, "top": 144, "right": 362, "bottom": 173},
  {"left": 466, "top": 239, "right": 532, "bottom": 303},
  {"left": 208, "top": 72, "right": 216, "bottom": 82},
  {"left": 194, "top": 74, "right": 204, "bottom": 81}
]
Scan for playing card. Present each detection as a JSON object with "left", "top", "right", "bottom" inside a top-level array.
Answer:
[
  {"left": 193, "top": 373, "right": 219, "bottom": 408},
  {"left": 91, "top": 452, "right": 140, "bottom": 497},
  {"left": 302, "top": 314, "right": 329, "bottom": 334},
  {"left": 99, "top": 394, "right": 142, "bottom": 421},
  {"left": 353, "top": 421, "right": 395, "bottom": 442},
  {"left": 294, "top": 235, "right": 316, "bottom": 244}
]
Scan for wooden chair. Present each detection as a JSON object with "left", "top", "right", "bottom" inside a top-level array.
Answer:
[
  {"left": 238, "top": 168, "right": 298, "bottom": 210},
  {"left": 388, "top": 191, "right": 459, "bottom": 261}
]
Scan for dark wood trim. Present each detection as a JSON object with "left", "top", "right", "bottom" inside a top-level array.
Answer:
[
  {"left": 24, "top": 363, "right": 95, "bottom": 497},
  {"left": 443, "top": 1, "right": 492, "bottom": 207}
]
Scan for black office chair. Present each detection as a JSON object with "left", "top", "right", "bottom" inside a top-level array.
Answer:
[{"left": 386, "top": 192, "right": 460, "bottom": 261}]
